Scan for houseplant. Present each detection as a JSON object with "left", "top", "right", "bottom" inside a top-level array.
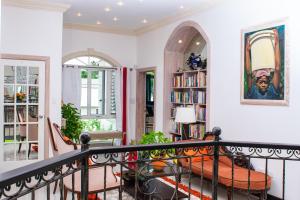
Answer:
[
  {"left": 61, "top": 103, "right": 83, "bottom": 143},
  {"left": 139, "top": 131, "right": 173, "bottom": 171}
]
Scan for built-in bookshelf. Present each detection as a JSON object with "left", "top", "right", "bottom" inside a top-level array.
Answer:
[{"left": 170, "top": 69, "right": 207, "bottom": 141}]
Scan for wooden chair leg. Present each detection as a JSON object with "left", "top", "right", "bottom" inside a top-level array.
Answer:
[
  {"left": 63, "top": 187, "right": 68, "bottom": 200},
  {"left": 28, "top": 143, "right": 32, "bottom": 158},
  {"left": 77, "top": 192, "right": 81, "bottom": 200},
  {"left": 18, "top": 143, "right": 22, "bottom": 153},
  {"left": 18, "top": 137, "right": 25, "bottom": 153}
]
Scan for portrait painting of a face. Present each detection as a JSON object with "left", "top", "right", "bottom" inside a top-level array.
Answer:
[{"left": 241, "top": 21, "right": 288, "bottom": 105}]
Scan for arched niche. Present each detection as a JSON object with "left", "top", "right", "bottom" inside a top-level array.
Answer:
[{"left": 163, "top": 21, "right": 211, "bottom": 133}]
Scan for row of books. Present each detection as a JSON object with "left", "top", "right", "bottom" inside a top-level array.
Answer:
[
  {"left": 189, "top": 124, "right": 206, "bottom": 139},
  {"left": 172, "top": 72, "right": 206, "bottom": 87},
  {"left": 173, "top": 75, "right": 184, "bottom": 87},
  {"left": 195, "top": 105, "right": 206, "bottom": 121},
  {"left": 171, "top": 91, "right": 206, "bottom": 104},
  {"left": 185, "top": 72, "right": 206, "bottom": 87},
  {"left": 171, "top": 123, "right": 206, "bottom": 139}
]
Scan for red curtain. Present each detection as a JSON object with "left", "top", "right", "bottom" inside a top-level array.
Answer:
[{"left": 122, "top": 67, "right": 127, "bottom": 145}]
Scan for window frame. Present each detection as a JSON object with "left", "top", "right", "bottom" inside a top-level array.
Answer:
[{"left": 64, "top": 56, "right": 117, "bottom": 120}]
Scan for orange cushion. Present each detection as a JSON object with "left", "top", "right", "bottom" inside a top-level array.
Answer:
[
  {"left": 88, "top": 158, "right": 93, "bottom": 166},
  {"left": 63, "top": 136, "right": 71, "bottom": 142},
  {"left": 184, "top": 148, "right": 210, "bottom": 161}
]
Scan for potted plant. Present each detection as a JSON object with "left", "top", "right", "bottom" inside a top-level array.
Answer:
[
  {"left": 139, "top": 131, "right": 173, "bottom": 171},
  {"left": 61, "top": 103, "right": 83, "bottom": 143}
]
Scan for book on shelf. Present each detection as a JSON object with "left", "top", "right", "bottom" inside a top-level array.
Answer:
[
  {"left": 173, "top": 74, "right": 184, "bottom": 87},
  {"left": 197, "top": 72, "right": 206, "bottom": 87},
  {"left": 171, "top": 91, "right": 206, "bottom": 104},
  {"left": 195, "top": 104, "right": 206, "bottom": 121}
]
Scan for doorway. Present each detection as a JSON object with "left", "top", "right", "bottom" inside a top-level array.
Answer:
[
  {"left": 135, "top": 67, "right": 156, "bottom": 143},
  {"left": 0, "top": 55, "right": 50, "bottom": 172}
]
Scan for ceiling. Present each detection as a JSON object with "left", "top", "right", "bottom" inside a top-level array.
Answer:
[{"left": 50, "top": 0, "right": 221, "bottom": 34}]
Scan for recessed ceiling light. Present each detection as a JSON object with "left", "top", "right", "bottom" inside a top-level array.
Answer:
[
  {"left": 196, "top": 42, "right": 200, "bottom": 46},
  {"left": 104, "top": 7, "right": 111, "bottom": 12},
  {"left": 117, "top": 1, "right": 124, "bottom": 6},
  {"left": 178, "top": 40, "right": 183, "bottom": 44},
  {"left": 113, "top": 17, "right": 119, "bottom": 21},
  {"left": 76, "top": 12, "right": 82, "bottom": 17},
  {"left": 96, "top": 21, "right": 101, "bottom": 25},
  {"left": 142, "top": 19, "right": 148, "bottom": 23},
  {"left": 179, "top": 5, "right": 184, "bottom": 9}
]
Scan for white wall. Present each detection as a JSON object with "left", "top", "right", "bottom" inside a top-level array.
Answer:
[
  {"left": 62, "top": 29, "right": 137, "bottom": 143},
  {"left": 137, "top": 0, "right": 300, "bottom": 198},
  {"left": 1, "top": 5, "right": 64, "bottom": 124}
]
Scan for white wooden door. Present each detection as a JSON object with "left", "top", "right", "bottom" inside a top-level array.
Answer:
[{"left": 0, "top": 59, "right": 45, "bottom": 172}]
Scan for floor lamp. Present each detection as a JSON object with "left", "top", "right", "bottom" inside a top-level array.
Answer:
[{"left": 175, "top": 107, "right": 196, "bottom": 140}]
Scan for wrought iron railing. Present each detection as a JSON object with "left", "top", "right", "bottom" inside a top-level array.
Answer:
[{"left": 0, "top": 127, "right": 299, "bottom": 200}]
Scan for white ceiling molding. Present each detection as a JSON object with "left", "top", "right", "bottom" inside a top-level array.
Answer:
[
  {"left": 2, "top": 0, "right": 70, "bottom": 13},
  {"left": 64, "top": 23, "right": 136, "bottom": 36},
  {"left": 134, "top": 0, "right": 224, "bottom": 35}
]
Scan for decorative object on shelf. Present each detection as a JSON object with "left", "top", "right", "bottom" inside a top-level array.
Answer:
[
  {"left": 186, "top": 53, "right": 202, "bottom": 70},
  {"left": 241, "top": 19, "right": 288, "bottom": 105},
  {"left": 175, "top": 107, "right": 196, "bottom": 139},
  {"left": 61, "top": 103, "right": 83, "bottom": 142}
]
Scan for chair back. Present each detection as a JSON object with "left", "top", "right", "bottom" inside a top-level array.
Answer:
[{"left": 47, "top": 117, "right": 77, "bottom": 156}]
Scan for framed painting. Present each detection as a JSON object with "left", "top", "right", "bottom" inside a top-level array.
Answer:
[{"left": 241, "top": 20, "right": 288, "bottom": 105}]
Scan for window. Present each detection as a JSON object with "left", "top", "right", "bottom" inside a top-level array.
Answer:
[{"left": 64, "top": 56, "right": 117, "bottom": 131}]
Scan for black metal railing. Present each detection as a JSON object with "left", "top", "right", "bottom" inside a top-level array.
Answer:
[{"left": 0, "top": 127, "right": 300, "bottom": 200}]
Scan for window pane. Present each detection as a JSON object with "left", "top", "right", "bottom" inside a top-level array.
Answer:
[
  {"left": 98, "top": 61, "right": 112, "bottom": 67},
  {"left": 77, "top": 56, "right": 89, "bottom": 65},
  {"left": 29, "top": 86, "right": 39, "bottom": 103},
  {"left": 29, "top": 67, "right": 39, "bottom": 84},
  {"left": 4, "top": 85, "right": 14, "bottom": 103},
  {"left": 28, "top": 105, "right": 38, "bottom": 122},
  {"left": 4, "top": 144, "right": 15, "bottom": 161},
  {"left": 16, "top": 105, "right": 27, "bottom": 123},
  {"left": 64, "top": 59, "right": 83, "bottom": 65},
  {"left": 91, "top": 86, "right": 99, "bottom": 107},
  {"left": 16, "top": 85, "right": 27, "bottom": 103},
  {"left": 89, "top": 57, "right": 101, "bottom": 66},
  {"left": 17, "top": 66, "right": 27, "bottom": 84},
  {"left": 4, "top": 106, "right": 14, "bottom": 123},
  {"left": 91, "top": 71, "right": 104, "bottom": 115},
  {"left": 80, "top": 107, "right": 87, "bottom": 116},
  {"left": 4, "top": 125, "right": 14, "bottom": 143},
  {"left": 4, "top": 66, "right": 15, "bottom": 84},
  {"left": 91, "top": 107, "right": 99, "bottom": 115}
]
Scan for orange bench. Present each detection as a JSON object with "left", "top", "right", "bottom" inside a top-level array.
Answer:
[{"left": 178, "top": 134, "right": 271, "bottom": 199}]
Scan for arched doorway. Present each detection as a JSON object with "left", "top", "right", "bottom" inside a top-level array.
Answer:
[{"left": 163, "top": 21, "right": 211, "bottom": 137}]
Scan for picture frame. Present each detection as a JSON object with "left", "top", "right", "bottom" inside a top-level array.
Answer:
[{"left": 241, "top": 19, "right": 289, "bottom": 106}]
